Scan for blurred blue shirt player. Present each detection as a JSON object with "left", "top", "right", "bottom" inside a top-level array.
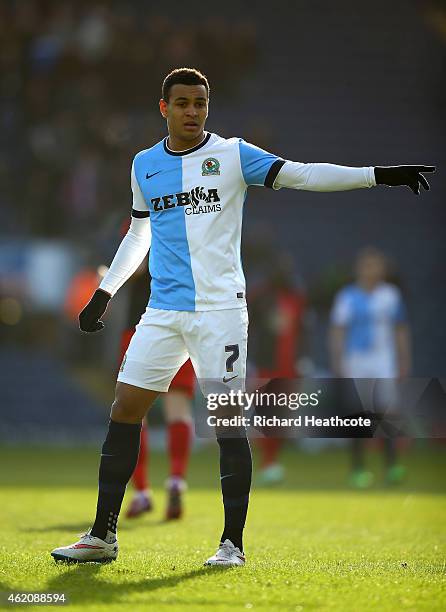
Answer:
[
  {"left": 330, "top": 248, "right": 410, "bottom": 379},
  {"left": 329, "top": 247, "right": 411, "bottom": 487}
]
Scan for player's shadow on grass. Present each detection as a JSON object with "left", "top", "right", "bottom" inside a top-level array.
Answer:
[
  {"left": 42, "top": 563, "right": 228, "bottom": 604},
  {"left": 22, "top": 522, "right": 130, "bottom": 534},
  {"left": 24, "top": 518, "right": 176, "bottom": 534}
]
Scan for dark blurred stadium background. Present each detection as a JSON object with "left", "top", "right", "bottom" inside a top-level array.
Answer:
[{"left": 0, "top": 0, "right": 445, "bottom": 443}]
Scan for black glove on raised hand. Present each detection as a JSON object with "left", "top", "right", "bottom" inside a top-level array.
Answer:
[
  {"left": 374, "top": 165, "right": 435, "bottom": 195},
  {"left": 79, "top": 289, "right": 111, "bottom": 333}
]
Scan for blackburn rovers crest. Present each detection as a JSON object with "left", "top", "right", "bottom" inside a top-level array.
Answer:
[{"left": 202, "top": 157, "right": 220, "bottom": 176}]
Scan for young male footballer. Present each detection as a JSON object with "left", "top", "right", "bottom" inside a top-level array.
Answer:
[{"left": 51, "top": 68, "right": 435, "bottom": 566}]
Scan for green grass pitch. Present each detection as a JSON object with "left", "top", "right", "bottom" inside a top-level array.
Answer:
[{"left": 0, "top": 445, "right": 445, "bottom": 611}]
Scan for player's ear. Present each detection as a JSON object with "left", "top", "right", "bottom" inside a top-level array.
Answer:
[{"left": 159, "top": 99, "right": 168, "bottom": 119}]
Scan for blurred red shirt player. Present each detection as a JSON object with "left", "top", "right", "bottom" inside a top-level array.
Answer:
[
  {"left": 116, "top": 219, "right": 195, "bottom": 519},
  {"left": 248, "top": 252, "right": 305, "bottom": 484}
]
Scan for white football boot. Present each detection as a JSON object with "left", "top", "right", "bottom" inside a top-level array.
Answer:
[
  {"left": 51, "top": 530, "right": 118, "bottom": 563},
  {"left": 204, "top": 539, "right": 246, "bottom": 567}
]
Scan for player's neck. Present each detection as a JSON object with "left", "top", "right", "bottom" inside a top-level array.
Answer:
[
  {"left": 358, "top": 280, "right": 380, "bottom": 292},
  {"left": 166, "top": 131, "right": 206, "bottom": 152}
]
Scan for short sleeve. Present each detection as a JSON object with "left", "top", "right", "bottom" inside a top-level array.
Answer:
[
  {"left": 131, "top": 160, "right": 150, "bottom": 217},
  {"left": 238, "top": 140, "right": 285, "bottom": 188},
  {"left": 330, "top": 290, "right": 351, "bottom": 326}
]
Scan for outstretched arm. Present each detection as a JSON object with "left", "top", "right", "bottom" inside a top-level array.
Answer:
[
  {"left": 79, "top": 162, "right": 151, "bottom": 333},
  {"left": 274, "top": 161, "right": 435, "bottom": 194}
]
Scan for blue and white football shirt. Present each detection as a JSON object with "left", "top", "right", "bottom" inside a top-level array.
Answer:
[
  {"left": 330, "top": 282, "right": 407, "bottom": 377},
  {"left": 131, "top": 132, "right": 284, "bottom": 312}
]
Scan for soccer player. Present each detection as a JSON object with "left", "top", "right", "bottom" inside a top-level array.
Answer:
[
  {"left": 249, "top": 252, "right": 306, "bottom": 485},
  {"left": 51, "top": 67, "right": 434, "bottom": 566},
  {"left": 329, "top": 247, "right": 411, "bottom": 487}
]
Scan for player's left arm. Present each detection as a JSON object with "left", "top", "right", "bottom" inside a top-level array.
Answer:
[
  {"left": 238, "top": 140, "right": 435, "bottom": 195},
  {"left": 274, "top": 161, "right": 435, "bottom": 195}
]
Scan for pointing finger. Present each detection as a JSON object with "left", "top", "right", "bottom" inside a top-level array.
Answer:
[
  {"left": 415, "top": 165, "right": 436, "bottom": 173},
  {"left": 418, "top": 173, "right": 430, "bottom": 190},
  {"left": 409, "top": 181, "right": 419, "bottom": 195}
]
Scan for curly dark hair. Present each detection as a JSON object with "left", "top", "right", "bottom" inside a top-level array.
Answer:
[{"left": 162, "top": 67, "right": 210, "bottom": 102}]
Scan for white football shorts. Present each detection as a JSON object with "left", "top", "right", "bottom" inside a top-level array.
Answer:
[
  {"left": 117, "top": 307, "right": 248, "bottom": 394},
  {"left": 343, "top": 354, "right": 400, "bottom": 412}
]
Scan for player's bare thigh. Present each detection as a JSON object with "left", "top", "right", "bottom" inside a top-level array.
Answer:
[{"left": 111, "top": 381, "right": 160, "bottom": 424}]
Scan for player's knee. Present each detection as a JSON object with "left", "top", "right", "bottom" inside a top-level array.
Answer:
[
  {"left": 111, "top": 397, "right": 142, "bottom": 423},
  {"left": 111, "top": 383, "right": 155, "bottom": 423}
]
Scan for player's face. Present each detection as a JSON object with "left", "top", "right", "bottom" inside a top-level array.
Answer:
[
  {"left": 356, "top": 254, "right": 386, "bottom": 286},
  {"left": 160, "top": 84, "right": 208, "bottom": 143}
]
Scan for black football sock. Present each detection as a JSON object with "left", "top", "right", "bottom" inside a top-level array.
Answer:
[
  {"left": 217, "top": 435, "right": 252, "bottom": 552},
  {"left": 90, "top": 419, "right": 141, "bottom": 540},
  {"left": 384, "top": 438, "right": 397, "bottom": 468},
  {"left": 351, "top": 438, "right": 365, "bottom": 471}
]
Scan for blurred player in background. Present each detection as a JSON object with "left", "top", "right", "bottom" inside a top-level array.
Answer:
[
  {"left": 329, "top": 247, "right": 411, "bottom": 488},
  {"left": 115, "top": 220, "right": 194, "bottom": 520},
  {"left": 51, "top": 67, "right": 433, "bottom": 567},
  {"left": 125, "top": 367, "right": 194, "bottom": 521},
  {"left": 249, "top": 252, "right": 305, "bottom": 485}
]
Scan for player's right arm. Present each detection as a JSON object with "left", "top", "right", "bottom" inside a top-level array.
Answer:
[{"left": 79, "top": 161, "right": 151, "bottom": 333}]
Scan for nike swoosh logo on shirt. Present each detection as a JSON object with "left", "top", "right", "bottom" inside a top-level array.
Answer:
[
  {"left": 220, "top": 473, "right": 235, "bottom": 480},
  {"left": 146, "top": 171, "right": 161, "bottom": 179},
  {"left": 222, "top": 375, "right": 238, "bottom": 383}
]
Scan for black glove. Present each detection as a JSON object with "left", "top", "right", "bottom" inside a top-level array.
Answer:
[
  {"left": 79, "top": 289, "right": 111, "bottom": 333},
  {"left": 374, "top": 165, "right": 435, "bottom": 195}
]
